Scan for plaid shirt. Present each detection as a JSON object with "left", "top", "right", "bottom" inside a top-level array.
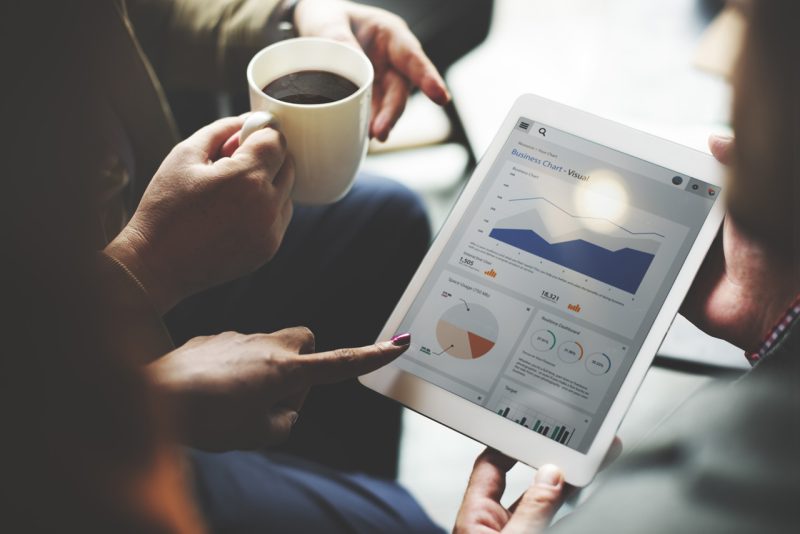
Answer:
[{"left": 746, "top": 294, "right": 800, "bottom": 366}]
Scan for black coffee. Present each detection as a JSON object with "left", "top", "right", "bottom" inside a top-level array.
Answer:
[{"left": 264, "top": 70, "right": 359, "bottom": 105}]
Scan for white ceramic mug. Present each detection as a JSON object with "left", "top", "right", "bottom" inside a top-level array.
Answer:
[{"left": 244, "top": 38, "right": 374, "bottom": 205}]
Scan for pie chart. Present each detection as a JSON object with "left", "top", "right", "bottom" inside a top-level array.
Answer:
[{"left": 435, "top": 302, "right": 499, "bottom": 359}]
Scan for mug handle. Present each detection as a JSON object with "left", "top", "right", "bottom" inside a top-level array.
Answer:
[{"left": 240, "top": 111, "right": 281, "bottom": 144}]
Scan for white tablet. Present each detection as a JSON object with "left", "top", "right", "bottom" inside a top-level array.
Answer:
[{"left": 360, "top": 94, "right": 725, "bottom": 486}]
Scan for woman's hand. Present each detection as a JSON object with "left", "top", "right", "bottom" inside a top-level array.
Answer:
[
  {"left": 455, "top": 440, "right": 622, "bottom": 534},
  {"left": 294, "top": 0, "right": 450, "bottom": 141},
  {"left": 680, "top": 135, "right": 799, "bottom": 352},
  {"left": 148, "top": 328, "right": 411, "bottom": 451}
]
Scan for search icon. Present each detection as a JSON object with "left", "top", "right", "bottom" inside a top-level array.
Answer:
[{"left": 538, "top": 127, "right": 547, "bottom": 137}]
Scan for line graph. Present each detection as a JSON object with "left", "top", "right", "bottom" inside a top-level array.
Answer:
[
  {"left": 490, "top": 196, "right": 664, "bottom": 293},
  {"left": 508, "top": 197, "right": 665, "bottom": 239}
]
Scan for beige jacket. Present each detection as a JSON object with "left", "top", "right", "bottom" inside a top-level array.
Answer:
[{"left": 98, "top": 0, "right": 280, "bottom": 361}]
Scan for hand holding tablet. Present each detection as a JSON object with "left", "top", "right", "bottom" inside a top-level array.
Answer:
[{"left": 361, "top": 94, "right": 725, "bottom": 486}]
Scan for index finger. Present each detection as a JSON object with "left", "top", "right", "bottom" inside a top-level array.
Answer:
[
  {"left": 185, "top": 116, "right": 247, "bottom": 158},
  {"left": 291, "top": 334, "right": 411, "bottom": 387},
  {"left": 230, "top": 126, "right": 288, "bottom": 180},
  {"left": 387, "top": 33, "right": 450, "bottom": 105}
]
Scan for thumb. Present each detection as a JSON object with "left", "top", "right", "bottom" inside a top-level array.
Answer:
[
  {"left": 184, "top": 116, "right": 246, "bottom": 158},
  {"left": 504, "top": 465, "right": 565, "bottom": 534},
  {"left": 259, "top": 406, "right": 300, "bottom": 447},
  {"left": 709, "top": 134, "right": 734, "bottom": 165}
]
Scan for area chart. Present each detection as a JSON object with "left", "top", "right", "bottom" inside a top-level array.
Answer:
[{"left": 488, "top": 199, "right": 663, "bottom": 293}]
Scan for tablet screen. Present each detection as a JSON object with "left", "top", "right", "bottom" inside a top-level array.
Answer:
[{"left": 392, "top": 117, "right": 721, "bottom": 452}]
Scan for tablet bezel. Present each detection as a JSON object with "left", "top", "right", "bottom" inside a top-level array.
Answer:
[{"left": 359, "top": 94, "right": 726, "bottom": 486}]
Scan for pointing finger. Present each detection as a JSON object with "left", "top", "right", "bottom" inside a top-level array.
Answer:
[{"left": 293, "top": 334, "right": 411, "bottom": 387}]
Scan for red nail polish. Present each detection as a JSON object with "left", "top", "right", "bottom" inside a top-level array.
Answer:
[{"left": 391, "top": 333, "right": 411, "bottom": 346}]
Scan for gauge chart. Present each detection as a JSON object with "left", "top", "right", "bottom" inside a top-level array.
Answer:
[{"left": 435, "top": 302, "right": 499, "bottom": 359}]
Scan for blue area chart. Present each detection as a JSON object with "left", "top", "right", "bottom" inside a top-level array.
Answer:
[{"left": 489, "top": 227, "right": 655, "bottom": 294}]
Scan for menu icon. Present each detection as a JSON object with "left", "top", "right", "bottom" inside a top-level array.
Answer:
[{"left": 518, "top": 120, "right": 530, "bottom": 131}]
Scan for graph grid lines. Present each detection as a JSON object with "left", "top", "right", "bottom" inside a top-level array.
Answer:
[{"left": 508, "top": 196, "right": 666, "bottom": 238}]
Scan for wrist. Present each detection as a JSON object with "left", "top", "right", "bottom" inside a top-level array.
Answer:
[
  {"left": 294, "top": 0, "right": 360, "bottom": 38},
  {"left": 104, "top": 228, "right": 178, "bottom": 315}
]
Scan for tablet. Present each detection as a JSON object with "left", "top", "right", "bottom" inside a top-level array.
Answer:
[{"left": 360, "top": 94, "right": 725, "bottom": 486}]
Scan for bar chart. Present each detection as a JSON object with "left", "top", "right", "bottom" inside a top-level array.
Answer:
[{"left": 495, "top": 398, "right": 575, "bottom": 445}]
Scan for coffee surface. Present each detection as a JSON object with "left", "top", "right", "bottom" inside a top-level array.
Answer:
[{"left": 264, "top": 70, "right": 359, "bottom": 105}]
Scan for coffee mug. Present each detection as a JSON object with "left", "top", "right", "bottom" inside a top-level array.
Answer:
[{"left": 244, "top": 37, "right": 374, "bottom": 205}]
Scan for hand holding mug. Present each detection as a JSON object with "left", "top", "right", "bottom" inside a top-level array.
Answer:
[
  {"left": 105, "top": 116, "right": 294, "bottom": 314},
  {"left": 244, "top": 37, "right": 374, "bottom": 204},
  {"left": 239, "top": 0, "right": 452, "bottom": 205}
]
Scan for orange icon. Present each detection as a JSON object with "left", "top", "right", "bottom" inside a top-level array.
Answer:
[
  {"left": 568, "top": 303, "right": 581, "bottom": 313},
  {"left": 484, "top": 268, "right": 497, "bottom": 278}
]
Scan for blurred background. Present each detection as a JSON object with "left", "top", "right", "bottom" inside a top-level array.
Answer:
[{"left": 168, "top": 0, "right": 748, "bottom": 528}]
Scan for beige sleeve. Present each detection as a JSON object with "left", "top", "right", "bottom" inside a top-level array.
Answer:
[
  {"left": 96, "top": 252, "right": 175, "bottom": 364},
  {"left": 126, "top": 0, "right": 283, "bottom": 91}
]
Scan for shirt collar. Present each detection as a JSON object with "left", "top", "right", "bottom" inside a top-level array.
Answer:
[{"left": 746, "top": 294, "right": 800, "bottom": 366}]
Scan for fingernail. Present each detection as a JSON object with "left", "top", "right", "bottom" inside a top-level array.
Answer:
[
  {"left": 391, "top": 333, "right": 411, "bottom": 346},
  {"left": 535, "top": 464, "right": 562, "bottom": 487},
  {"left": 439, "top": 85, "right": 452, "bottom": 104},
  {"left": 289, "top": 412, "right": 299, "bottom": 426},
  {"left": 425, "top": 75, "right": 450, "bottom": 104}
]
